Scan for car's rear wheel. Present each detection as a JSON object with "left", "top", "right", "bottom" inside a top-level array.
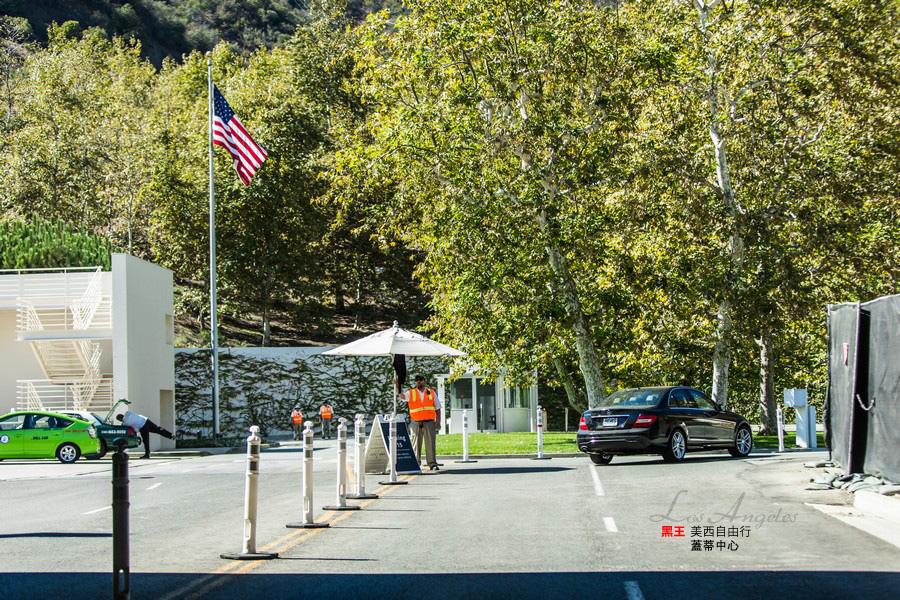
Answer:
[
  {"left": 57, "top": 442, "right": 81, "bottom": 464},
  {"left": 662, "top": 429, "right": 687, "bottom": 462},
  {"left": 728, "top": 425, "right": 753, "bottom": 457},
  {"left": 589, "top": 452, "right": 613, "bottom": 465}
]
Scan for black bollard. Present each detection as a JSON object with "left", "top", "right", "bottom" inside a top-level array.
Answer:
[{"left": 112, "top": 440, "right": 130, "bottom": 600}]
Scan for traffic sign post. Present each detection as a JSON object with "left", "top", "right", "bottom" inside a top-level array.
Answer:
[
  {"left": 347, "top": 414, "right": 378, "bottom": 500},
  {"left": 454, "top": 409, "right": 477, "bottom": 463},
  {"left": 323, "top": 418, "right": 360, "bottom": 511},
  {"left": 532, "top": 404, "right": 551, "bottom": 460},
  {"left": 112, "top": 440, "right": 130, "bottom": 600},
  {"left": 221, "top": 426, "right": 277, "bottom": 560},
  {"left": 287, "top": 422, "right": 330, "bottom": 529}
]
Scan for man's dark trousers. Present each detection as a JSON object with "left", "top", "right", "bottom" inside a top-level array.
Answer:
[{"left": 139, "top": 420, "right": 174, "bottom": 458}]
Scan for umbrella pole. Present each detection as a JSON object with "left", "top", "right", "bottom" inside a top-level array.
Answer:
[{"left": 382, "top": 355, "right": 406, "bottom": 485}]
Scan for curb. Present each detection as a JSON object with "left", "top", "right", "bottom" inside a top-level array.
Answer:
[
  {"left": 436, "top": 453, "right": 584, "bottom": 459},
  {"left": 159, "top": 442, "right": 281, "bottom": 457}
]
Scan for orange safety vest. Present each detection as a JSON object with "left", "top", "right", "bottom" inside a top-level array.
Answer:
[
  {"left": 408, "top": 388, "right": 436, "bottom": 422},
  {"left": 291, "top": 410, "right": 303, "bottom": 425},
  {"left": 320, "top": 405, "right": 333, "bottom": 419}
]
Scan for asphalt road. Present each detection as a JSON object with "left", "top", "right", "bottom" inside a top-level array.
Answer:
[{"left": 1, "top": 443, "right": 898, "bottom": 599}]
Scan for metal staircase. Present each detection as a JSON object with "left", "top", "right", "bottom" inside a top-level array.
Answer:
[{"left": 11, "top": 267, "right": 114, "bottom": 412}]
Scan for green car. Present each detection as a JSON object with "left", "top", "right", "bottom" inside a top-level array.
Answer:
[
  {"left": 55, "top": 410, "right": 141, "bottom": 458},
  {"left": 0, "top": 411, "right": 103, "bottom": 464}
]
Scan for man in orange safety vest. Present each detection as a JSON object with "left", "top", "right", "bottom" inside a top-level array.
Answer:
[
  {"left": 318, "top": 401, "right": 334, "bottom": 439},
  {"left": 290, "top": 406, "right": 304, "bottom": 440},
  {"left": 398, "top": 375, "right": 441, "bottom": 470}
]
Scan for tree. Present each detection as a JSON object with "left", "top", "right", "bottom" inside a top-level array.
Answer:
[{"left": 333, "top": 0, "right": 650, "bottom": 405}]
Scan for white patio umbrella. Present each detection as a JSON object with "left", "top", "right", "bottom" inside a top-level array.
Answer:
[{"left": 322, "top": 321, "right": 464, "bottom": 482}]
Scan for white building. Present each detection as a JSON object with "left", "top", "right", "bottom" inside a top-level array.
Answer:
[
  {"left": 437, "top": 371, "right": 539, "bottom": 434},
  {"left": 0, "top": 254, "right": 175, "bottom": 451}
]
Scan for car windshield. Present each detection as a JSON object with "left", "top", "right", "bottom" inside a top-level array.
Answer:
[{"left": 597, "top": 389, "right": 664, "bottom": 409}]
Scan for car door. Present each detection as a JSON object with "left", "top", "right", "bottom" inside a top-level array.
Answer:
[
  {"left": 22, "top": 413, "right": 55, "bottom": 458},
  {"left": 0, "top": 414, "right": 27, "bottom": 458},
  {"left": 667, "top": 389, "right": 704, "bottom": 441},
  {"left": 689, "top": 389, "right": 735, "bottom": 443}
]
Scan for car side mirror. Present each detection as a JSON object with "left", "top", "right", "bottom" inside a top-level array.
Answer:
[{"left": 715, "top": 403, "right": 724, "bottom": 412}]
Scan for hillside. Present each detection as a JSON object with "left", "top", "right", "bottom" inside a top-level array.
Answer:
[{"left": 0, "top": 0, "right": 396, "bottom": 65}]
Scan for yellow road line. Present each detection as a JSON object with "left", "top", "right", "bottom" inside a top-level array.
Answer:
[{"left": 176, "top": 474, "right": 419, "bottom": 600}]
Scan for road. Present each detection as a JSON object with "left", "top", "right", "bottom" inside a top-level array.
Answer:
[{"left": 1, "top": 443, "right": 898, "bottom": 599}]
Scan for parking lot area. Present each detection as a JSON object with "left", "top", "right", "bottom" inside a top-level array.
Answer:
[{"left": 1, "top": 445, "right": 898, "bottom": 599}]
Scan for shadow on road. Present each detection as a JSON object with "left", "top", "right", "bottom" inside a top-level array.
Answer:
[
  {"left": 446, "top": 466, "right": 575, "bottom": 475},
  {"left": 3, "top": 570, "right": 897, "bottom": 600},
  {"left": 0, "top": 532, "right": 112, "bottom": 539}
]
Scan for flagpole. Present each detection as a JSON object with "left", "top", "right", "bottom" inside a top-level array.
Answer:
[{"left": 207, "top": 55, "right": 220, "bottom": 440}]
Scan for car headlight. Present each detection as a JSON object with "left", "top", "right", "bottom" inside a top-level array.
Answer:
[{"left": 88, "top": 425, "right": 97, "bottom": 439}]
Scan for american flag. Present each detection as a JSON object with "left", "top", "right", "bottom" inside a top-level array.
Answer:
[{"left": 212, "top": 86, "right": 267, "bottom": 185}]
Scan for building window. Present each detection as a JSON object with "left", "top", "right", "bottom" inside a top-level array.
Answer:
[{"left": 165, "top": 314, "right": 174, "bottom": 345}]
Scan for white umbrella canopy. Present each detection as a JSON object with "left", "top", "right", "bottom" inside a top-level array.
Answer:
[{"left": 322, "top": 321, "right": 464, "bottom": 357}]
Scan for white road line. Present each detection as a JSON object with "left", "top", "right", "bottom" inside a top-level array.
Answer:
[
  {"left": 589, "top": 464, "right": 605, "bottom": 496},
  {"left": 624, "top": 581, "right": 644, "bottom": 600},
  {"left": 603, "top": 516, "right": 618, "bottom": 532},
  {"left": 83, "top": 506, "right": 111, "bottom": 515},
  {"left": 147, "top": 482, "right": 163, "bottom": 491}
]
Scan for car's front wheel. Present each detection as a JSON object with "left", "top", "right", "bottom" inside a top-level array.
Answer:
[
  {"left": 56, "top": 442, "right": 81, "bottom": 464},
  {"left": 589, "top": 452, "right": 613, "bottom": 465},
  {"left": 662, "top": 429, "right": 687, "bottom": 462},
  {"left": 728, "top": 425, "right": 753, "bottom": 458}
]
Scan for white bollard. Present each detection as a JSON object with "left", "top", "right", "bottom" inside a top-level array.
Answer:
[
  {"left": 776, "top": 406, "right": 785, "bottom": 453},
  {"left": 221, "top": 426, "right": 277, "bottom": 560},
  {"left": 347, "top": 414, "right": 378, "bottom": 500},
  {"left": 286, "top": 421, "right": 329, "bottom": 529},
  {"left": 323, "top": 418, "right": 360, "bottom": 511},
  {"left": 532, "top": 404, "right": 551, "bottom": 460},
  {"left": 454, "top": 409, "right": 477, "bottom": 463},
  {"left": 379, "top": 413, "right": 407, "bottom": 485}
]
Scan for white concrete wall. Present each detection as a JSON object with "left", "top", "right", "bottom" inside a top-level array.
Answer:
[
  {"left": 0, "top": 309, "right": 46, "bottom": 413},
  {"left": 112, "top": 254, "right": 175, "bottom": 450}
]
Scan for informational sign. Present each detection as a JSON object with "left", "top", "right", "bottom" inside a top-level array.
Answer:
[{"left": 364, "top": 415, "right": 421, "bottom": 475}]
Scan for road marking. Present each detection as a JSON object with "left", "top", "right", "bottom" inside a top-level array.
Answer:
[
  {"left": 624, "top": 581, "right": 644, "bottom": 600},
  {"left": 83, "top": 506, "right": 111, "bottom": 515},
  {"left": 603, "top": 516, "right": 618, "bottom": 532},
  {"left": 147, "top": 482, "right": 163, "bottom": 491},
  {"left": 589, "top": 464, "right": 605, "bottom": 496},
  {"left": 163, "top": 474, "right": 419, "bottom": 600}
]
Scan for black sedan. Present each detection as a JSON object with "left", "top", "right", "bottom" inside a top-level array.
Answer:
[{"left": 576, "top": 387, "right": 753, "bottom": 465}]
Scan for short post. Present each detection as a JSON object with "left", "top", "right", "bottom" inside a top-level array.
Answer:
[
  {"left": 454, "top": 409, "right": 477, "bottom": 463},
  {"left": 112, "top": 440, "right": 130, "bottom": 600},
  {"left": 532, "top": 404, "right": 551, "bottom": 460},
  {"left": 347, "top": 414, "right": 378, "bottom": 499},
  {"left": 323, "top": 418, "right": 360, "bottom": 511},
  {"left": 809, "top": 406, "right": 818, "bottom": 449},
  {"left": 776, "top": 406, "right": 785, "bottom": 453},
  {"left": 287, "top": 421, "right": 329, "bottom": 529},
  {"left": 565, "top": 407, "right": 569, "bottom": 433},
  {"left": 379, "top": 414, "right": 407, "bottom": 485},
  {"left": 222, "top": 426, "right": 277, "bottom": 560}
]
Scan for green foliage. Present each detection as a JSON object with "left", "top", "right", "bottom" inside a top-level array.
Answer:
[{"left": 0, "top": 218, "right": 113, "bottom": 269}]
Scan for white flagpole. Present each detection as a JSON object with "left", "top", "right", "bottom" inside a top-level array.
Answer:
[{"left": 207, "top": 56, "right": 220, "bottom": 439}]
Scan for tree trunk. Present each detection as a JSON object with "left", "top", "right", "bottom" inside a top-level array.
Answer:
[
  {"left": 536, "top": 209, "right": 607, "bottom": 408},
  {"left": 261, "top": 302, "right": 271, "bottom": 347},
  {"left": 552, "top": 354, "right": 588, "bottom": 412},
  {"left": 756, "top": 328, "right": 777, "bottom": 435},
  {"left": 697, "top": 0, "right": 745, "bottom": 409},
  {"left": 334, "top": 280, "right": 345, "bottom": 312}
]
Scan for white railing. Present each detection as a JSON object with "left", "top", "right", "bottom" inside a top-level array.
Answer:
[
  {"left": 17, "top": 296, "right": 112, "bottom": 333},
  {"left": 17, "top": 379, "right": 114, "bottom": 413},
  {"left": 0, "top": 267, "right": 102, "bottom": 300},
  {"left": 5, "top": 266, "right": 111, "bottom": 334}
]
